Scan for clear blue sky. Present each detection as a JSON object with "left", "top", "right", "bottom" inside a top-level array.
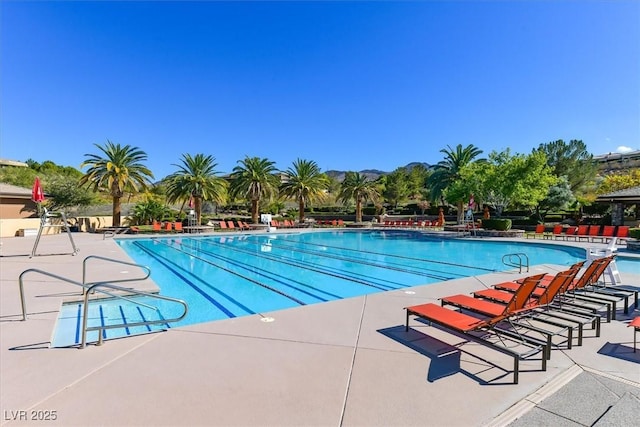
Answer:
[{"left": 2, "top": 1, "right": 639, "bottom": 180}]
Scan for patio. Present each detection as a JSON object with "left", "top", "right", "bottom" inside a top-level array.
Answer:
[{"left": 1, "top": 232, "right": 639, "bottom": 426}]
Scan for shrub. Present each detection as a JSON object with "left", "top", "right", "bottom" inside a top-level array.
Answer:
[{"left": 482, "top": 218, "right": 512, "bottom": 231}]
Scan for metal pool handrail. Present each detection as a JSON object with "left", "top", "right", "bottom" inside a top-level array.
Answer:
[
  {"left": 80, "top": 282, "right": 188, "bottom": 348},
  {"left": 82, "top": 255, "right": 151, "bottom": 290},
  {"left": 502, "top": 253, "right": 530, "bottom": 273},
  {"left": 18, "top": 256, "right": 188, "bottom": 348}
]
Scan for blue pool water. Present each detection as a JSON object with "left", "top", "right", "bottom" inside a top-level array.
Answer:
[{"left": 114, "top": 230, "right": 604, "bottom": 327}]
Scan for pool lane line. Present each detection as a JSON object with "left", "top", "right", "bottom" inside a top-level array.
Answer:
[
  {"left": 147, "top": 239, "right": 308, "bottom": 306},
  {"left": 235, "top": 237, "right": 456, "bottom": 281},
  {"left": 194, "top": 237, "right": 402, "bottom": 291},
  {"left": 197, "top": 239, "right": 407, "bottom": 290},
  {"left": 132, "top": 241, "right": 246, "bottom": 317},
  {"left": 268, "top": 232, "right": 497, "bottom": 273},
  {"left": 163, "top": 238, "right": 352, "bottom": 300}
]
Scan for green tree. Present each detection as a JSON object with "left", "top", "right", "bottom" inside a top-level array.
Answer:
[
  {"left": 598, "top": 170, "right": 640, "bottom": 194},
  {"left": 427, "top": 144, "right": 484, "bottom": 223},
  {"left": 164, "top": 154, "right": 228, "bottom": 225},
  {"left": 45, "top": 178, "right": 96, "bottom": 212},
  {"left": 461, "top": 149, "right": 556, "bottom": 217},
  {"left": 129, "top": 198, "right": 171, "bottom": 225},
  {"left": 280, "top": 159, "right": 329, "bottom": 222},
  {"left": 228, "top": 156, "right": 280, "bottom": 224},
  {"left": 536, "top": 139, "right": 597, "bottom": 193},
  {"left": 535, "top": 176, "right": 575, "bottom": 220},
  {"left": 381, "top": 168, "right": 410, "bottom": 208},
  {"left": 338, "top": 172, "right": 381, "bottom": 223},
  {"left": 407, "top": 164, "right": 430, "bottom": 199},
  {"left": 80, "top": 141, "right": 154, "bottom": 226}
]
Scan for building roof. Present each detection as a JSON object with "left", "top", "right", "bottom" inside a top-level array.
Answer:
[
  {"left": 0, "top": 158, "right": 29, "bottom": 167},
  {"left": 0, "top": 183, "right": 33, "bottom": 199},
  {"left": 595, "top": 186, "right": 640, "bottom": 203}
]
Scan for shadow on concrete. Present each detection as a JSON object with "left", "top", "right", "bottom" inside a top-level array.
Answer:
[
  {"left": 598, "top": 342, "right": 640, "bottom": 363},
  {"left": 378, "top": 325, "right": 517, "bottom": 385}
]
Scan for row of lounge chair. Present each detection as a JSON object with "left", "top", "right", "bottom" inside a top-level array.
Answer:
[
  {"left": 526, "top": 224, "right": 630, "bottom": 243},
  {"left": 404, "top": 255, "right": 639, "bottom": 383},
  {"left": 379, "top": 220, "right": 444, "bottom": 229}
]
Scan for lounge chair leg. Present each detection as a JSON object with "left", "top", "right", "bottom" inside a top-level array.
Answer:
[
  {"left": 566, "top": 328, "right": 572, "bottom": 350},
  {"left": 513, "top": 357, "right": 519, "bottom": 384},
  {"left": 405, "top": 310, "right": 410, "bottom": 332},
  {"left": 576, "top": 324, "right": 583, "bottom": 346}
]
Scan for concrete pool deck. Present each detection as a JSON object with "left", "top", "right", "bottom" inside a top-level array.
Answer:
[{"left": 1, "top": 231, "right": 639, "bottom": 426}]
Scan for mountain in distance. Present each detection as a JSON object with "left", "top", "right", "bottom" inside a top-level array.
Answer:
[{"left": 325, "top": 162, "right": 431, "bottom": 182}]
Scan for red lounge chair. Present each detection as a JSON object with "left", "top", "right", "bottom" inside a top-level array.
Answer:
[
  {"left": 226, "top": 220, "right": 236, "bottom": 231},
  {"left": 174, "top": 222, "right": 183, "bottom": 233},
  {"left": 405, "top": 273, "right": 548, "bottom": 384},
  {"left": 152, "top": 222, "right": 161, "bottom": 231},
  {"left": 615, "top": 226, "right": 629, "bottom": 244},
  {"left": 592, "top": 225, "right": 615, "bottom": 243},
  {"left": 165, "top": 222, "right": 172, "bottom": 231},
  {"left": 337, "top": 219, "right": 345, "bottom": 227},
  {"left": 550, "top": 224, "right": 563, "bottom": 240},
  {"left": 576, "top": 225, "right": 590, "bottom": 241},
  {"left": 562, "top": 226, "right": 578, "bottom": 241},
  {"left": 587, "top": 225, "right": 601, "bottom": 242}
]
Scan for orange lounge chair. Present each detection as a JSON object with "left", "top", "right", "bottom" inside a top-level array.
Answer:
[
  {"left": 440, "top": 274, "right": 546, "bottom": 318},
  {"left": 165, "top": 222, "right": 172, "bottom": 231},
  {"left": 218, "top": 220, "right": 228, "bottom": 230},
  {"left": 630, "top": 317, "right": 640, "bottom": 352},
  {"left": 226, "top": 220, "right": 237, "bottom": 231},
  {"left": 561, "top": 226, "right": 578, "bottom": 241},
  {"left": 152, "top": 222, "right": 161, "bottom": 231},
  {"left": 405, "top": 273, "right": 548, "bottom": 384},
  {"left": 525, "top": 224, "right": 546, "bottom": 239},
  {"left": 174, "top": 222, "right": 183, "bottom": 233}
]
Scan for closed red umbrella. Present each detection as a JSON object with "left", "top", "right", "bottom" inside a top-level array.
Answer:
[{"left": 32, "top": 177, "right": 45, "bottom": 203}]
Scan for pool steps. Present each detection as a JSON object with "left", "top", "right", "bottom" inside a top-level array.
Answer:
[{"left": 52, "top": 298, "right": 169, "bottom": 348}]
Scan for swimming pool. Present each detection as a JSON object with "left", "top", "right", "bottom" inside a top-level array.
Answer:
[{"left": 115, "top": 230, "right": 596, "bottom": 327}]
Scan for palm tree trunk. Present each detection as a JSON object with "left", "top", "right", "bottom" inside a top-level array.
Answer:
[
  {"left": 356, "top": 198, "right": 362, "bottom": 223},
  {"left": 252, "top": 200, "right": 259, "bottom": 224},
  {"left": 195, "top": 197, "right": 202, "bottom": 225},
  {"left": 457, "top": 200, "right": 464, "bottom": 224},
  {"left": 112, "top": 196, "right": 121, "bottom": 227},
  {"left": 298, "top": 198, "right": 305, "bottom": 222}
]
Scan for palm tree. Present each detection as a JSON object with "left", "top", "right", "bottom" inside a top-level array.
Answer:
[
  {"left": 427, "top": 144, "right": 484, "bottom": 223},
  {"left": 280, "top": 159, "right": 329, "bottom": 222},
  {"left": 164, "top": 154, "right": 227, "bottom": 225},
  {"left": 338, "top": 172, "right": 380, "bottom": 223},
  {"left": 80, "top": 141, "right": 154, "bottom": 226},
  {"left": 229, "top": 156, "right": 280, "bottom": 224}
]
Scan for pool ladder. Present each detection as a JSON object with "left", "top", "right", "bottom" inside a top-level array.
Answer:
[
  {"left": 502, "top": 253, "right": 529, "bottom": 273},
  {"left": 19, "top": 255, "right": 188, "bottom": 349}
]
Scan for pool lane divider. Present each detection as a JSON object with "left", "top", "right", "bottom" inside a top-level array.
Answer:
[
  {"left": 185, "top": 237, "right": 394, "bottom": 292},
  {"left": 142, "top": 239, "right": 308, "bottom": 306},
  {"left": 239, "top": 236, "right": 455, "bottom": 281},
  {"left": 207, "top": 238, "right": 408, "bottom": 289},
  {"left": 132, "top": 241, "right": 246, "bottom": 317},
  {"left": 157, "top": 238, "right": 331, "bottom": 302},
  {"left": 266, "top": 232, "right": 497, "bottom": 274}
]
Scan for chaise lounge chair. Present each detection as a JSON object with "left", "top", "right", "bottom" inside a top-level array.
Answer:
[{"left": 405, "top": 273, "right": 548, "bottom": 384}]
